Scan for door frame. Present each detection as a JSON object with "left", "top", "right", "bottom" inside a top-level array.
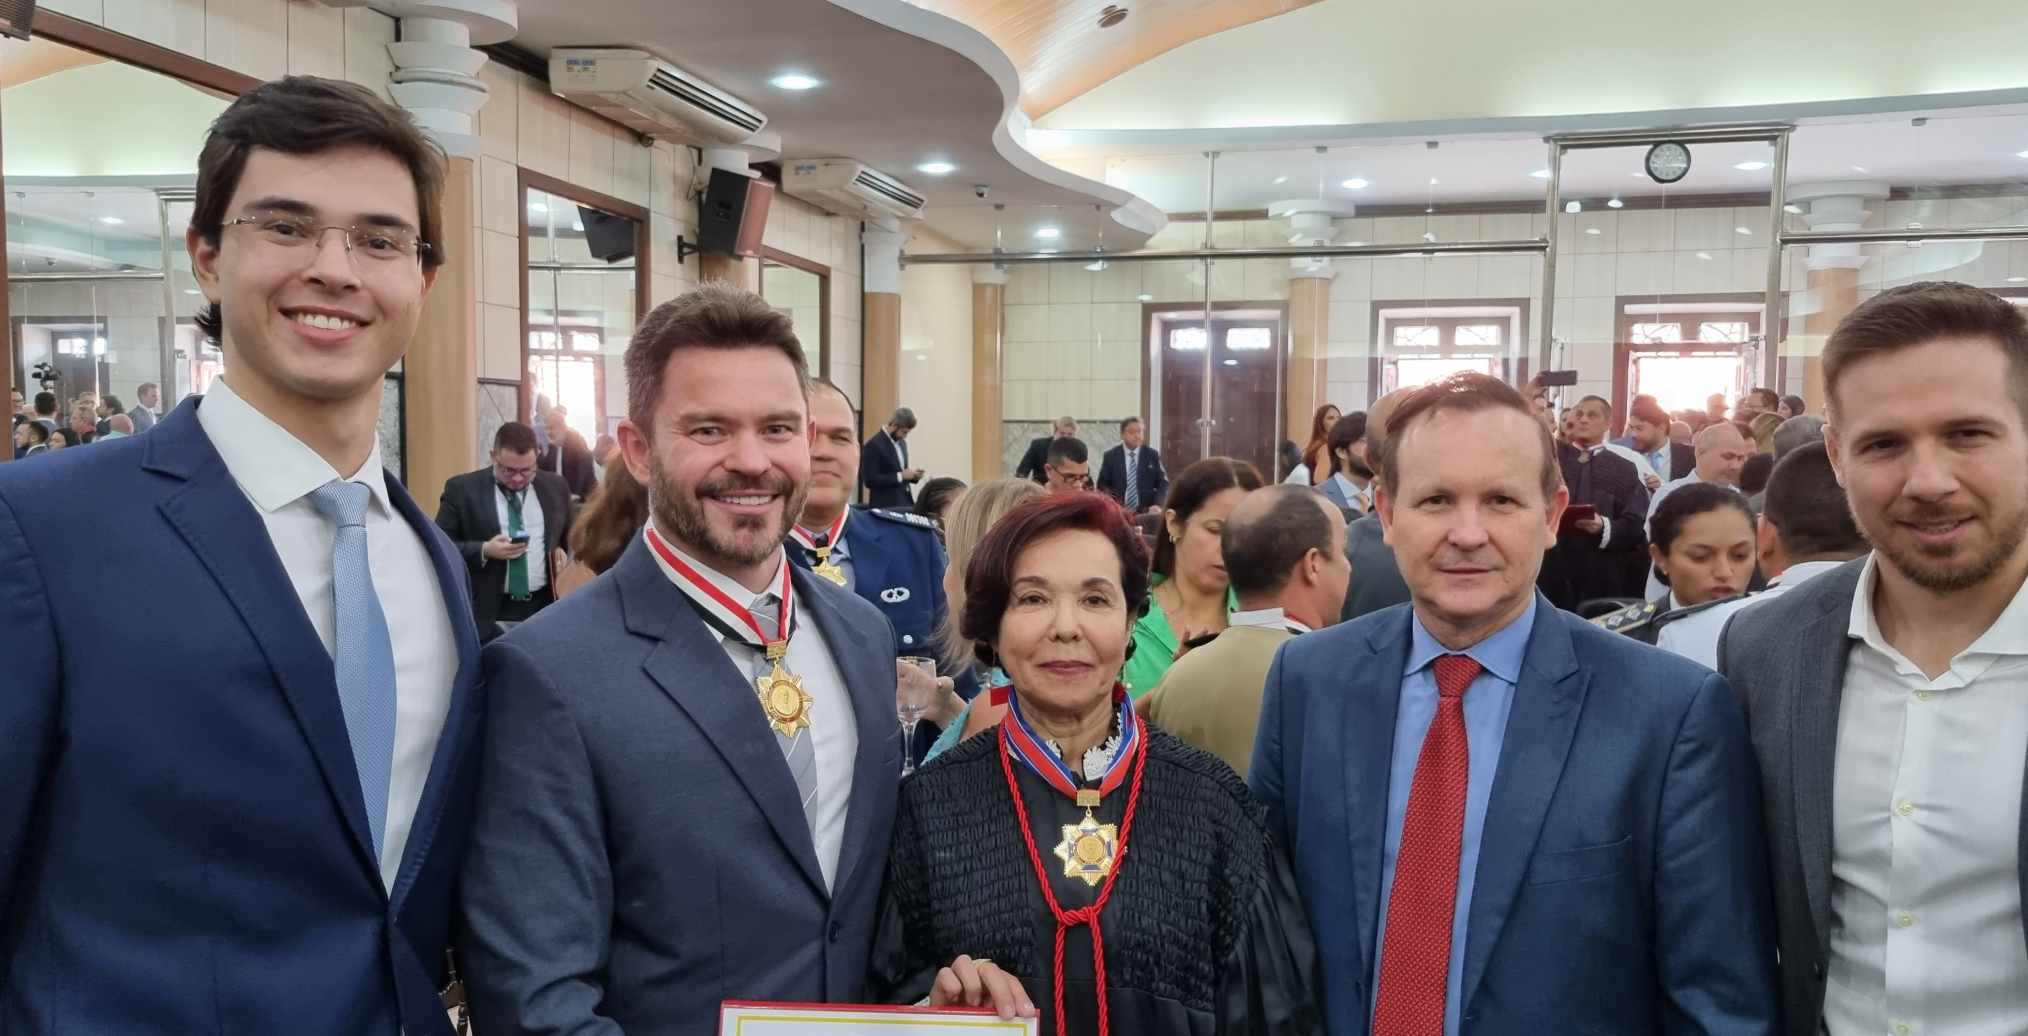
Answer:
[{"left": 1139, "top": 300, "right": 1289, "bottom": 467}]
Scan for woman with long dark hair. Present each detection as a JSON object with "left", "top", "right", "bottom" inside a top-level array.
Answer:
[
  {"left": 552, "top": 461, "right": 648, "bottom": 597},
  {"left": 1119, "top": 458, "right": 1262, "bottom": 696},
  {"left": 1289, "top": 405, "right": 1339, "bottom": 485}
]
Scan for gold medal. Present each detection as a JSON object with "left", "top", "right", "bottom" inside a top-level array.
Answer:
[
  {"left": 811, "top": 546, "right": 848, "bottom": 586},
  {"left": 1055, "top": 790, "right": 1119, "bottom": 887},
  {"left": 755, "top": 640, "right": 813, "bottom": 738}
]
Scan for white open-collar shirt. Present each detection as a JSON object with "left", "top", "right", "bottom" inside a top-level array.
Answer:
[{"left": 197, "top": 376, "right": 458, "bottom": 892}]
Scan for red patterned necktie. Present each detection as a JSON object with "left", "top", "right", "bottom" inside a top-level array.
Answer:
[{"left": 1373, "top": 653, "right": 1481, "bottom": 1036}]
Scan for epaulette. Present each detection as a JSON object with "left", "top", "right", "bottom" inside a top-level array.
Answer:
[
  {"left": 865, "top": 507, "right": 941, "bottom": 532},
  {"left": 1649, "top": 592, "right": 1755, "bottom": 630},
  {"left": 1591, "top": 600, "right": 1660, "bottom": 635}
]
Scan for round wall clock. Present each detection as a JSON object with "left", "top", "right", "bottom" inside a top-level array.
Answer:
[{"left": 1645, "top": 141, "right": 1691, "bottom": 184}]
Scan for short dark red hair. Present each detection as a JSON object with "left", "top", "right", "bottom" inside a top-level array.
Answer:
[{"left": 959, "top": 492, "right": 1151, "bottom": 657}]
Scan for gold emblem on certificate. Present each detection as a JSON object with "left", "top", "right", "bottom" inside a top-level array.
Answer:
[
  {"left": 756, "top": 641, "right": 814, "bottom": 738},
  {"left": 811, "top": 546, "right": 848, "bottom": 586},
  {"left": 1055, "top": 789, "right": 1119, "bottom": 886}
]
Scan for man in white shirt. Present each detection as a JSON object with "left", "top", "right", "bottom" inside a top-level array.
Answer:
[
  {"left": 1648, "top": 420, "right": 1752, "bottom": 522},
  {"left": 1720, "top": 281, "right": 2028, "bottom": 1036},
  {"left": 0, "top": 77, "right": 479, "bottom": 1033},
  {"left": 1567, "top": 393, "right": 1661, "bottom": 488},
  {"left": 1657, "top": 442, "right": 1866, "bottom": 668},
  {"left": 460, "top": 284, "right": 907, "bottom": 1036}
]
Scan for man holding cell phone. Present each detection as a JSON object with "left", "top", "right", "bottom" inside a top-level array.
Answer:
[
  {"left": 1536, "top": 394, "right": 1651, "bottom": 611},
  {"left": 437, "top": 421, "right": 574, "bottom": 641}
]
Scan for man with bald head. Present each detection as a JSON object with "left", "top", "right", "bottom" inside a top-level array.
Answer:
[
  {"left": 1647, "top": 419, "right": 1753, "bottom": 522},
  {"left": 1342, "top": 389, "right": 1414, "bottom": 621},
  {"left": 1140, "top": 484, "right": 1349, "bottom": 777}
]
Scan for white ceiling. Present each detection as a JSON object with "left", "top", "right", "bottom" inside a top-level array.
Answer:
[{"left": 506, "top": 0, "right": 1159, "bottom": 252}]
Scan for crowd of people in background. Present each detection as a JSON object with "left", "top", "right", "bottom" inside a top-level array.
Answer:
[{"left": 13, "top": 70, "right": 2028, "bottom": 1036}]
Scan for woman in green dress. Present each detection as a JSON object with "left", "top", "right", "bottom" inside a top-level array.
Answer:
[{"left": 1121, "top": 458, "right": 1263, "bottom": 697}]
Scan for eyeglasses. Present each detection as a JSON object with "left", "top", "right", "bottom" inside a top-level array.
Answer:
[{"left": 222, "top": 209, "right": 431, "bottom": 263}]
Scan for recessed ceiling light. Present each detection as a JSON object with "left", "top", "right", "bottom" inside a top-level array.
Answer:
[
  {"left": 1852, "top": 166, "right": 1869, "bottom": 173},
  {"left": 917, "top": 162, "right": 955, "bottom": 175},
  {"left": 915, "top": 353, "right": 928, "bottom": 360},
  {"left": 182, "top": 288, "right": 202, "bottom": 295},
  {"left": 1222, "top": 358, "right": 1238, "bottom": 366},
  {"left": 1607, "top": 198, "right": 1624, "bottom": 208},
  {"left": 1034, "top": 227, "right": 1060, "bottom": 239},
  {"left": 2018, "top": 151, "right": 2028, "bottom": 159},
  {"left": 1422, "top": 231, "right": 1437, "bottom": 242},
  {"left": 1529, "top": 169, "right": 1551, "bottom": 179},
  {"left": 2011, "top": 277, "right": 2028, "bottom": 283},
  {"left": 1272, "top": 175, "right": 1288, "bottom": 185},
  {"left": 1137, "top": 294, "right": 1153, "bottom": 301},
  {"left": 97, "top": 216, "right": 122, "bottom": 224},
  {"left": 1784, "top": 204, "right": 1803, "bottom": 213},
  {"left": 771, "top": 73, "right": 820, "bottom": 90},
  {"left": 528, "top": 202, "right": 548, "bottom": 213},
  {"left": 1564, "top": 201, "right": 1582, "bottom": 213},
  {"left": 572, "top": 221, "right": 585, "bottom": 232},
  {"left": 1584, "top": 228, "right": 1601, "bottom": 235},
  {"left": 1341, "top": 178, "right": 1369, "bottom": 189},
  {"left": 1734, "top": 161, "right": 1769, "bottom": 171},
  {"left": 1736, "top": 226, "right": 1752, "bottom": 235},
  {"left": 1428, "top": 178, "right": 1438, "bottom": 185},
  {"left": 1098, "top": 5, "right": 1127, "bottom": 28},
  {"left": 1696, "top": 252, "right": 1714, "bottom": 260}
]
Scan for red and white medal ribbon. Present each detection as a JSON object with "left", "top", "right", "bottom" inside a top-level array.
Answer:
[
  {"left": 788, "top": 508, "right": 849, "bottom": 555},
  {"left": 645, "top": 527, "right": 794, "bottom": 650}
]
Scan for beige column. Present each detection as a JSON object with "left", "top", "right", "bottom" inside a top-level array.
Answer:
[
  {"left": 699, "top": 253, "right": 758, "bottom": 291},
  {"left": 1789, "top": 182, "right": 1887, "bottom": 415},
  {"left": 1803, "top": 266, "right": 1858, "bottom": 415},
  {"left": 1287, "top": 273, "right": 1332, "bottom": 446},
  {"left": 861, "top": 220, "right": 905, "bottom": 440},
  {"left": 405, "top": 155, "right": 479, "bottom": 517},
  {"left": 971, "top": 265, "right": 1007, "bottom": 478}
]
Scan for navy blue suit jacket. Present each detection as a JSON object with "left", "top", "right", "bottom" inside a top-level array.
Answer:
[
  {"left": 860, "top": 429, "right": 913, "bottom": 509},
  {"left": 0, "top": 398, "right": 484, "bottom": 1034},
  {"left": 1250, "top": 597, "right": 1777, "bottom": 1036},
  {"left": 458, "top": 536, "right": 902, "bottom": 1035},
  {"left": 788, "top": 507, "right": 979, "bottom": 701},
  {"left": 1096, "top": 443, "right": 1169, "bottom": 509}
]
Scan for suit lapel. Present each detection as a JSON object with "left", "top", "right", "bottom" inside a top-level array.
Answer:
[
  {"left": 1349, "top": 610, "right": 1414, "bottom": 980},
  {"left": 1459, "top": 602, "right": 1587, "bottom": 1012},
  {"left": 145, "top": 403, "right": 382, "bottom": 882},
  {"left": 1789, "top": 564, "right": 1863, "bottom": 955},
  {"left": 386, "top": 473, "right": 482, "bottom": 905},
  {"left": 616, "top": 540, "right": 829, "bottom": 894},
  {"left": 801, "top": 568, "right": 899, "bottom": 908}
]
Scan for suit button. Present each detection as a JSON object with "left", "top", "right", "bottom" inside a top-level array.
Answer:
[
  {"left": 1813, "top": 962, "right": 1825, "bottom": 980},
  {"left": 829, "top": 921, "right": 842, "bottom": 942}
]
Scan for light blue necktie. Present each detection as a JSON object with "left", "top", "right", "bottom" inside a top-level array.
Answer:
[{"left": 309, "top": 479, "right": 398, "bottom": 864}]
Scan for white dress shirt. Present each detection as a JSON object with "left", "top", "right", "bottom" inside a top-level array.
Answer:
[
  {"left": 1230, "top": 606, "right": 1311, "bottom": 634},
  {"left": 1654, "top": 559, "right": 1848, "bottom": 670},
  {"left": 1825, "top": 554, "right": 2028, "bottom": 1036},
  {"left": 1286, "top": 463, "right": 1311, "bottom": 486},
  {"left": 647, "top": 538, "right": 859, "bottom": 890},
  {"left": 492, "top": 482, "right": 547, "bottom": 593},
  {"left": 197, "top": 376, "right": 459, "bottom": 891},
  {"left": 1599, "top": 441, "right": 1659, "bottom": 484}
]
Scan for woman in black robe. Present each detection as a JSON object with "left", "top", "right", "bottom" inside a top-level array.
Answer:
[{"left": 868, "top": 491, "right": 1320, "bottom": 1036}]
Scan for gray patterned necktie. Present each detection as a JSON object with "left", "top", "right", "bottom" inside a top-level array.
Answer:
[
  {"left": 749, "top": 593, "right": 818, "bottom": 837},
  {"left": 308, "top": 480, "right": 398, "bottom": 864},
  {"left": 1125, "top": 448, "right": 1140, "bottom": 511}
]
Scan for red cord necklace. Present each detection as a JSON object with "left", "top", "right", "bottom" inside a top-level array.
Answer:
[{"left": 997, "top": 688, "right": 1149, "bottom": 1036}]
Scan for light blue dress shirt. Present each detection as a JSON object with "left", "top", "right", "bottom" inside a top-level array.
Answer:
[{"left": 1370, "top": 596, "right": 1537, "bottom": 1036}]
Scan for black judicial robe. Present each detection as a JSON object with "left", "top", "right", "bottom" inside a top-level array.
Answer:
[{"left": 869, "top": 725, "right": 1321, "bottom": 1036}]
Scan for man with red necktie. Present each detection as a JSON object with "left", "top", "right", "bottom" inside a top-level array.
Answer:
[{"left": 1250, "top": 372, "right": 1778, "bottom": 1036}]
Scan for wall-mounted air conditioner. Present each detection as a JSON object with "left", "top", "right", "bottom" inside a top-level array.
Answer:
[
  {"left": 549, "top": 48, "right": 766, "bottom": 147},
  {"left": 782, "top": 160, "right": 926, "bottom": 222}
]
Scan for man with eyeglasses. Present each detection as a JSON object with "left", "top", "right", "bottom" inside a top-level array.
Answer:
[
  {"left": 1043, "top": 434, "right": 1093, "bottom": 493},
  {"left": 436, "top": 421, "right": 574, "bottom": 641},
  {"left": 0, "top": 77, "right": 482, "bottom": 1034}
]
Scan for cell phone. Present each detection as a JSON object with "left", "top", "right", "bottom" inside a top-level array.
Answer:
[{"left": 509, "top": 531, "right": 531, "bottom": 544}]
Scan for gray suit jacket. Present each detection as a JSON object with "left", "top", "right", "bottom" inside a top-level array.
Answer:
[
  {"left": 459, "top": 536, "right": 903, "bottom": 1036},
  {"left": 1341, "top": 512, "right": 1411, "bottom": 622},
  {"left": 1717, "top": 556, "right": 2028, "bottom": 1036}
]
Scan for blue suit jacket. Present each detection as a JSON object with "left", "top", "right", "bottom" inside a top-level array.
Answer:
[
  {"left": 789, "top": 507, "right": 979, "bottom": 700},
  {"left": 459, "top": 535, "right": 902, "bottom": 1035},
  {"left": 1250, "top": 597, "right": 1777, "bottom": 1036},
  {"left": 0, "top": 398, "right": 484, "bottom": 1034}
]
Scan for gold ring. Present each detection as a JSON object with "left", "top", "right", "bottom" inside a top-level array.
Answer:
[{"left": 973, "top": 958, "right": 994, "bottom": 969}]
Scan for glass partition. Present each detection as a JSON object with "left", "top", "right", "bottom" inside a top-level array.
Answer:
[
  {"left": 523, "top": 184, "right": 640, "bottom": 446},
  {"left": 761, "top": 255, "right": 828, "bottom": 375}
]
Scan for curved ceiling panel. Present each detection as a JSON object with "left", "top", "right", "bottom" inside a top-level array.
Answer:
[
  {"left": 506, "top": 0, "right": 1162, "bottom": 251},
  {"left": 908, "top": 0, "right": 1325, "bottom": 118}
]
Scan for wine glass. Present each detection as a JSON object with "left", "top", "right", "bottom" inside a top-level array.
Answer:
[{"left": 896, "top": 656, "right": 939, "bottom": 775}]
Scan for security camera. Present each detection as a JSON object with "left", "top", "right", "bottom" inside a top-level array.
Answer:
[{"left": 973, "top": 184, "right": 990, "bottom": 199}]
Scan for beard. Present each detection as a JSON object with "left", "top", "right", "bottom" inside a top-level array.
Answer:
[
  {"left": 646, "top": 453, "right": 806, "bottom": 572},
  {"left": 1870, "top": 498, "right": 2028, "bottom": 593},
  {"left": 1342, "top": 454, "right": 1374, "bottom": 481}
]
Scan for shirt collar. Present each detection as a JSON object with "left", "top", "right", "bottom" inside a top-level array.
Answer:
[
  {"left": 1770, "top": 559, "right": 1845, "bottom": 590},
  {"left": 1848, "top": 552, "right": 2028, "bottom": 664},
  {"left": 645, "top": 528, "right": 786, "bottom": 611},
  {"left": 1230, "top": 607, "right": 1288, "bottom": 630},
  {"left": 197, "top": 375, "right": 390, "bottom": 518},
  {"left": 1406, "top": 595, "right": 1537, "bottom": 685}
]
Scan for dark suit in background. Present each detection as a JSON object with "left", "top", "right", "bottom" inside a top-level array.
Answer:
[
  {"left": 542, "top": 428, "right": 596, "bottom": 499},
  {"left": 126, "top": 404, "right": 157, "bottom": 432},
  {"left": 860, "top": 428, "right": 913, "bottom": 509},
  {"left": 459, "top": 538, "right": 902, "bottom": 1035},
  {"left": 1096, "top": 442, "right": 1169, "bottom": 511},
  {"left": 1253, "top": 597, "right": 1778, "bottom": 1036},
  {"left": 1014, "top": 435, "right": 1052, "bottom": 484},
  {"left": 1341, "top": 512, "right": 1411, "bottom": 622},
  {"left": 0, "top": 402, "right": 484, "bottom": 1034},
  {"left": 1538, "top": 442, "right": 1649, "bottom": 611},
  {"left": 435, "top": 467, "right": 573, "bottom": 641}
]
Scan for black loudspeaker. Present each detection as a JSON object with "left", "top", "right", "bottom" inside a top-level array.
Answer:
[
  {"left": 0, "top": 0, "right": 36, "bottom": 40},
  {"left": 696, "top": 167, "right": 773, "bottom": 258},
  {"left": 578, "top": 206, "right": 636, "bottom": 264}
]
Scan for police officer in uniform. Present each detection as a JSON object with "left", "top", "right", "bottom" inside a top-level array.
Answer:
[
  {"left": 793, "top": 381, "right": 978, "bottom": 758},
  {"left": 1590, "top": 592, "right": 1747, "bottom": 646}
]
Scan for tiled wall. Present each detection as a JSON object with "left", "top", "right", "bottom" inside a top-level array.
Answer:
[{"left": 40, "top": 0, "right": 398, "bottom": 98}]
